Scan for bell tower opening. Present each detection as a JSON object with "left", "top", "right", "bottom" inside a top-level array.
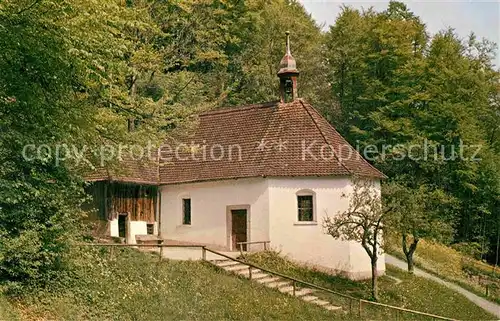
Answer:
[{"left": 278, "top": 31, "right": 299, "bottom": 103}]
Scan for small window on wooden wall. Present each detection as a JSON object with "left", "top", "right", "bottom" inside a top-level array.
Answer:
[
  {"left": 147, "top": 223, "right": 154, "bottom": 235},
  {"left": 182, "top": 198, "right": 191, "bottom": 225},
  {"left": 297, "top": 191, "right": 314, "bottom": 222}
]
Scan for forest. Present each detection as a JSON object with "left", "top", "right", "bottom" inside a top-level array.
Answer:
[{"left": 0, "top": 0, "right": 499, "bottom": 293}]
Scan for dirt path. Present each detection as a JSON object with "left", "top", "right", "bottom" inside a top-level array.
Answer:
[{"left": 386, "top": 255, "right": 500, "bottom": 318}]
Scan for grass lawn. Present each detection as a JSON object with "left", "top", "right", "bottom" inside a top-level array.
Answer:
[
  {"left": 0, "top": 292, "right": 19, "bottom": 321},
  {"left": 385, "top": 234, "right": 500, "bottom": 304},
  {"left": 7, "top": 248, "right": 347, "bottom": 321},
  {"left": 244, "top": 251, "right": 496, "bottom": 321}
]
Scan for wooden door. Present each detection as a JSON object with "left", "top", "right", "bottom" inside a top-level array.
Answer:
[{"left": 231, "top": 209, "right": 247, "bottom": 251}]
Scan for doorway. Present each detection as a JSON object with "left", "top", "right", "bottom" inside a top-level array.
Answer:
[
  {"left": 118, "top": 213, "right": 127, "bottom": 238},
  {"left": 231, "top": 209, "right": 247, "bottom": 251}
]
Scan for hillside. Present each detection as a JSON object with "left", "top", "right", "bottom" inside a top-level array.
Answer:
[
  {"left": 385, "top": 235, "right": 499, "bottom": 303},
  {"left": 0, "top": 294, "right": 19, "bottom": 321},
  {"left": 244, "top": 251, "right": 496, "bottom": 321},
  {"left": 1, "top": 248, "right": 495, "bottom": 320},
  {"left": 5, "top": 248, "right": 343, "bottom": 321}
]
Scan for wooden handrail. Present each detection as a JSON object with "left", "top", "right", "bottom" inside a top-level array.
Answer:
[
  {"left": 78, "top": 243, "right": 205, "bottom": 248},
  {"left": 236, "top": 241, "right": 270, "bottom": 245},
  {"left": 78, "top": 243, "right": 207, "bottom": 262},
  {"left": 204, "top": 247, "right": 459, "bottom": 321},
  {"left": 237, "top": 240, "right": 270, "bottom": 254}
]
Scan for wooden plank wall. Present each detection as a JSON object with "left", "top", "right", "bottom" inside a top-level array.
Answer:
[
  {"left": 83, "top": 182, "right": 107, "bottom": 221},
  {"left": 86, "top": 182, "right": 157, "bottom": 223},
  {"left": 109, "top": 183, "right": 157, "bottom": 222}
]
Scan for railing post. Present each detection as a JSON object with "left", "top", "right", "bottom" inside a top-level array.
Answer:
[
  {"left": 292, "top": 281, "right": 296, "bottom": 296},
  {"left": 159, "top": 245, "right": 163, "bottom": 262},
  {"left": 249, "top": 266, "right": 252, "bottom": 280},
  {"left": 202, "top": 246, "right": 206, "bottom": 261},
  {"left": 110, "top": 246, "right": 114, "bottom": 259},
  {"left": 264, "top": 242, "right": 267, "bottom": 251},
  {"left": 349, "top": 299, "right": 352, "bottom": 315},
  {"left": 359, "top": 300, "right": 362, "bottom": 318}
]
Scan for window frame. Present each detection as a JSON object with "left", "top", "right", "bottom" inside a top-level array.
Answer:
[
  {"left": 182, "top": 198, "right": 191, "bottom": 225},
  {"left": 296, "top": 190, "right": 316, "bottom": 224}
]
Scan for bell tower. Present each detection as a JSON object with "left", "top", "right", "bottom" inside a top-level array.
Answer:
[{"left": 278, "top": 31, "right": 299, "bottom": 103}]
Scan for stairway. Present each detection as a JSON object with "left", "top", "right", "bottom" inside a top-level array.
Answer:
[{"left": 210, "top": 259, "right": 342, "bottom": 312}]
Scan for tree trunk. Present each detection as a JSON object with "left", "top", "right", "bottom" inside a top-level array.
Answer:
[
  {"left": 371, "top": 257, "right": 378, "bottom": 301},
  {"left": 406, "top": 253, "right": 414, "bottom": 273},
  {"left": 402, "top": 233, "right": 419, "bottom": 273}
]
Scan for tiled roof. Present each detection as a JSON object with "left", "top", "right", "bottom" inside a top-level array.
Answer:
[
  {"left": 158, "top": 99, "right": 385, "bottom": 184},
  {"left": 83, "top": 99, "right": 385, "bottom": 185}
]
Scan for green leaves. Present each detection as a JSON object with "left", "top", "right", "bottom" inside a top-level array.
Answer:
[{"left": 324, "top": 1, "right": 500, "bottom": 262}]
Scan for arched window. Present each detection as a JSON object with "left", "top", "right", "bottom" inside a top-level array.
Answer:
[{"left": 296, "top": 190, "right": 315, "bottom": 222}]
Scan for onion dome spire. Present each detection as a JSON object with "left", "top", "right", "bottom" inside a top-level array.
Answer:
[{"left": 278, "top": 31, "right": 299, "bottom": 102}]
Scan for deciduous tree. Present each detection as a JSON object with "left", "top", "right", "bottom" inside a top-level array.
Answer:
[{"left": 323, "top": 178, "right": 388, "bottom": 301}]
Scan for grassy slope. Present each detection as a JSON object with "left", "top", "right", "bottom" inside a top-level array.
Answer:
[
  {"left": 385, "top": 235, "right": 499, "bottom": 303},
  {"left": 0, "top": 292, "right": 19, "bottom": 321},
  {"left": 10, "top": 249, "right": 345, "bottom": 321},
  {"left": 245, "top": 251, "right": 496, "bottom": 321}
]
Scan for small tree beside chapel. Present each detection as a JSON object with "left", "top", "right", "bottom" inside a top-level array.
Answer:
[{"left": 323, "top": 178, "right": 389, "bottom": 301}]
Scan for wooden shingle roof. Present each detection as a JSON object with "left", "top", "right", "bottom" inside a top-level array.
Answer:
[{"left": 84, "top": 154, "right": 159, "bottom": 185}]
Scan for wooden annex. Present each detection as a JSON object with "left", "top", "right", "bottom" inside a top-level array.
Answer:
[{"left": 84, "top": 181, "right": 158, "bottom": 239}]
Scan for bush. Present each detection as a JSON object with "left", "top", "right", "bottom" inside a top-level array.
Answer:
[
  {"left": 451, "top": 242, "right": 485, "bottom": 260},
  {"left": 0, "top": 166, "right": 87, "bottom": 294}
]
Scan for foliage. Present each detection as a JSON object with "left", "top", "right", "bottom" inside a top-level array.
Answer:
[
  {"left": 385, "top": 183, "right": 454, "bottom": 272},
  {"left": 452, "top": 242, "right": 487, "bottom": 260},
  {"left": 0, "top": 0, "right": 90, "bottom": 292},
  {"left": 323, "top": 178, "right": 387, "bottom": 300},
  {"left": 0, "top": 0, "right": 329, "bottom": 293},
  {"left": 245, "top": 251, "right": 495, "bottom": 320},
  {"left": 325, "top": 1, "right": 500, "bottom": 264},
  {"left": 148, "top": 0, "right": 328, "bottom": 108},
  {"left": 0, "top": 0, "right": 199, "bottom": 291}
]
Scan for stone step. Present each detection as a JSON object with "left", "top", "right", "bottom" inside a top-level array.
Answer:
[
  {"left": 235, "top": 267, "right": 261, "bottom": 273},
  {"left": 236, "top": 269, "right": 263, "bottom": 276},
  {"left": 208, "top": 259, "right": 342, "bottom": 314},
  {"left": 214, "top": 260, "right": 240, "bottom": 268},
  {"left": 266, "top": 281, "right": 291, "bottom": 289},
  {"left": 294, "top": 288, "right": 315, "bottom": 296},
  {"left": 323, "top": 304, "right": 342, "bottom": 311},
  {"left": 311, "top": 299, "right": 330, "bottom": 306},
  {"left": 277, "top": 285, "right": 295, "bottom": 294},
  {"left": 256, "top": 276, "right": 281, "bottom": 284},
  {"left": 301, "top": 295, "right": 318, "bottom": 302},
  {"left": 224, "top": 264, "right": 248, "bottom": 272},
  {"left": 246, "top": 272, "right": 269, "bottom": 280}
]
